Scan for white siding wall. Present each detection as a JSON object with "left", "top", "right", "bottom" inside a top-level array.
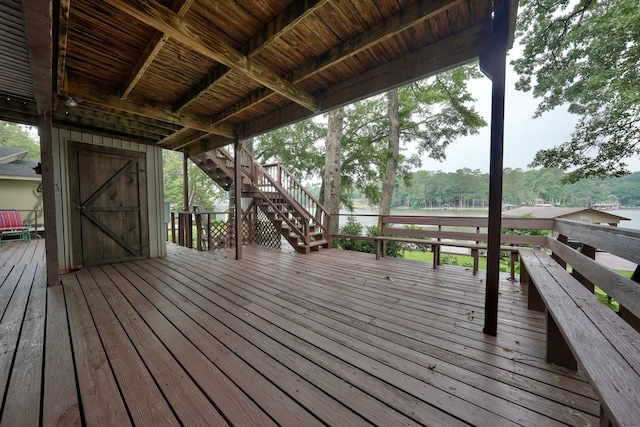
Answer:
[{"left": 52, "top": 128, "right": 166, "bottom": 269}]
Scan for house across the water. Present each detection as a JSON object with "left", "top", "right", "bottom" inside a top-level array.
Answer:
[{"left": 503, "top": 206, "right": 630, "bottom": 227}]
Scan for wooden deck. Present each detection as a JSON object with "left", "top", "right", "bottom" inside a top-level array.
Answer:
[{"left": 1, "top": 239, "right": 600, "bottom": 426}]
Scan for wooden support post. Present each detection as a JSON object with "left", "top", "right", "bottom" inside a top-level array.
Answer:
[
  {"left": 234, "top": 139, "right": 243, "bottom": 260},
  {"left": 546, "top": 312, "right": 577, "bottom": 370},
  {"left": 479, "top": 0, "right": 510, "bottom": 336},
  {"left": 171, "top": 212, "right": 176, "bottom": 243},
  {"left": 183, "top": 152, "right": 189, "bottom": 211},
  {"left": 571, "top": 244, "right": 596, "bottom": 293},
  {"left": 471, "top": 248, "right": 479, "bottom": 276},
  {"left": 195, "top": 213, "right": 202, "bottom": 251},
  {"left": 551, "top": 234, "right": 568, "bottom": 268},
  {"left": 39, "top": 113, "right": 60, "bottom": 286},
  {"left": 510, "top": 251, "right": 518, "bottom": 282},
  {"left": 619, "top": 266, "right": 640, "bottom": 333},
  {"left": 23, "top": 0, "right": 58, "bottom": 285}
]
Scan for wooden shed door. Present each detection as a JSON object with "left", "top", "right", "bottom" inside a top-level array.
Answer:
[{"left": 69, "top": 142, "right": 149, "bottom": 267}]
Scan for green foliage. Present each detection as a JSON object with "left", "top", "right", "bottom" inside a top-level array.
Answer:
[
  {"left": 163, "top": 150, "right": 226, "bottom": 211},
  {"left": 514, "top": 0, "right": 640, "bottom": 182},
  {"left": 392, "top": 168, "right": 640, "bottom": 208},
  {"left": 0, "top": 121, "right": 40, "bottom": 161},
  {"left": 334, "top": 216, "right": 404, "bottom": 257},
  {"left": 253, "top": 119, "right": 326, "bottom": 181},
  {"left": 254, "top": 65, "right": 485, "bottom": 208}
]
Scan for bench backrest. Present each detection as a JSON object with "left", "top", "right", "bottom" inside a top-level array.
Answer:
[
  {"left": 549, "top": 219, "right": 640, "bottom": 320},
  {"left": 380, "top": 215, "right": 551, "bottom": 246},
  {"left": 0, "top": 210, "right": 25, "bottom": 231}
]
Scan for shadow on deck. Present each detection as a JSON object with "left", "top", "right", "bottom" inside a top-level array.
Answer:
[{"left": 1, "top": 239, "right": 598, "bottom": 426}]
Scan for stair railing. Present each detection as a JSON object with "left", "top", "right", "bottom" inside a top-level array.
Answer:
[
  {"left": 237, "top": 147, "right": 311, "bottom": 249},
  {"left": 260, "top": 160, "right": 330, "bottom": 243}
]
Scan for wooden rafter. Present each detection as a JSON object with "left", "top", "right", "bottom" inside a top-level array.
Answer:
[
  {"left": 155, "top": 125, "right": 192, "bottom": 145},
  {"left": 211, "top": 0, "right": 462, "bottom": 124},
  {"left": 120, "top": 0, "right": 195, "bottom": 100},
  {"left": 56, "top": 0, "right": 71, "bottom": 97},
  {"left": 106, "top": 0, "right": 319, "bottom": 112},
  {"left": 67, "top": 80, "right": 236, "bottom": 139},
  {"left": 167, "top": 130, "right": 211, "bottom": 151},
  {"left": 173, "top": 0, "right": 330, "bottom": 113},
  {"left": 240, "top": 20, "right": 492, "bottom": 138}
]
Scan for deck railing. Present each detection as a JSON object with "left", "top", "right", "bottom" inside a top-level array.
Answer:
[{"left": 334, "top": 214, "right": 640, "bottom": 329}]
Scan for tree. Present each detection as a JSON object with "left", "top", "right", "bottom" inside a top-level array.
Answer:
[
  {"left": 379, "top": 89, "right": 400, "bottom": 216},
  {"left": 345, "top": 65, "right": 486, "bottom": 210},
  {"left": 254, "top": 119, "right": 326, "bottom": 181},
  {"left": 163, "top": 150, "right": 225, "bottom": 211},
  {"left": 0, "top": 121, "right": 40, "bottom": 161},
  {"left": 514, "top": 0, "right": 640, "bottom": 183},
  {"left": 323, "top": 108, "right": 344, "bottom": 234}
]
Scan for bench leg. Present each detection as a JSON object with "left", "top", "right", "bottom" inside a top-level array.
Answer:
[
  {"left": 431, "top": 245, "right": 439, "bottom": 269},
  {"left": 600, "top": 405, "right": 613, "bottom": 427},
  {"left": 526, "top": 279, "right": 546, "bottom": 312},
  {"left": 375, "top": 240, "right": 381, "bottom": 260},
  {"left": 510, "top": 252, "right": 517, "bottom": 282},
  {"left": 471, "top": 249, "right": 478, "bottom": 276},
  {"left": 546, "top": 312, "right": 577, "bottom": 370}
]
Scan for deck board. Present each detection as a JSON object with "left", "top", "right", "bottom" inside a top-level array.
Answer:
[
  {"left": 0, "top": 240, "right": 601, "bottom": 426},
  {"left": 0, "top": 263, "right": 45, "bottom": 426},
  {"left": 164, "top": 246, "right": 599, "bottom": 425}
]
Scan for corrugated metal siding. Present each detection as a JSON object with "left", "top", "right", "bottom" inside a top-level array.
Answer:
[
  {"left": 52, "top": 127, "right": 166, "bottom": 269},
  {"left": 0, "top": 0, "right": 34, "bottom": 99}
]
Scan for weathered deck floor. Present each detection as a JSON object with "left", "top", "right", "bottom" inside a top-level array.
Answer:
[{"left": 1, "top": 239, "right": 599, "bottom": 426}]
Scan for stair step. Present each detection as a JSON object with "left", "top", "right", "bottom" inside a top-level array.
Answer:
[{"left": 306, "top": 239, "right": 329, "bottom": 248}]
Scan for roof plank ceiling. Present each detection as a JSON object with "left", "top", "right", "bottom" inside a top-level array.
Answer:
[{"left": 0, "top": 0, "right": 518, "bottom": 155}]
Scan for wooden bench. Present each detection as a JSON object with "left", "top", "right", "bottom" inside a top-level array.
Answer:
[
  {"left": 0, "top": 210, "right": 30, "bottom": 245},
  {"left": 375, "top": 215, "right": 550, "bottom": 279},
  {"left": 519, "top": 248, "right": 640, "bottom": 426}
]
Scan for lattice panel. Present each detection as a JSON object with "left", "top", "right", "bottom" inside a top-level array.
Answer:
[
  {"left": 254, "top": 220, "right": 281, "bottom": 249},
  {"left": 208, "top": 220, "right": 232, "bottom": 250},
  {"left": 207, "top": 214, "right": 280, "bottom": 251}
]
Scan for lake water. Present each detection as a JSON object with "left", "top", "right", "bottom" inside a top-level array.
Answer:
[{"left": 339, "top": 207, "right": 640, "bottom": 230}]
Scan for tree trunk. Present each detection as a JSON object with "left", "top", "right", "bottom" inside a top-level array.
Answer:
[
  {"left": 324, "top": 107, "right": 344, "bottom": 234},
  {"left": 379, "top": 88, "right": 400, "bottom": 217}
]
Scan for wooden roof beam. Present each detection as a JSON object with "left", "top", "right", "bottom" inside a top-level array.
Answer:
[
  {"left": 67, "top": 80, "right": 236, "bottom": 139},
  {"left": 166, "top": 130, "right": 211, "bottom": 151},
  {"left": 155, "top": 125, "right": 192, "bottom": 145},
  {"left": 172, "top": 0, "right": 329, "bottom": 113},
  {"left": 120, "top": 0, "right": 195, "bottom": 100},
  {"left": 106, "top": 0, "right": 319, "bottom": 112},
  {"left": 213, "top": 0, "right": 462, "bottom": 124},
  {"left": 56, "top": 0, "right": 71, "bottom": 97},
  {"left": 239, "top": 19, "right": 493, "bottom": 139}
]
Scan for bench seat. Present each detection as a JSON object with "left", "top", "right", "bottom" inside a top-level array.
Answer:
[
  {"left": 376, "top": 235, "right": 520, "bottom": 279},
  {"left": 519, "top": 248, "right": 640, "bottom": 426}
]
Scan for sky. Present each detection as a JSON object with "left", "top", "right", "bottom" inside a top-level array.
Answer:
[{"left": 418, "top": 53, "right": 640, "bottom": 174}]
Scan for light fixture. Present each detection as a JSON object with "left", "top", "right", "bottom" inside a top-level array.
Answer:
[{"left": 65, "top": 96, "right": 78, "bottom": 107}]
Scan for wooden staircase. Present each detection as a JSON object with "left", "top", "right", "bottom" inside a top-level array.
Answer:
[{"left": 191, "top": 146, "right": 331, "bottom": 254}]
